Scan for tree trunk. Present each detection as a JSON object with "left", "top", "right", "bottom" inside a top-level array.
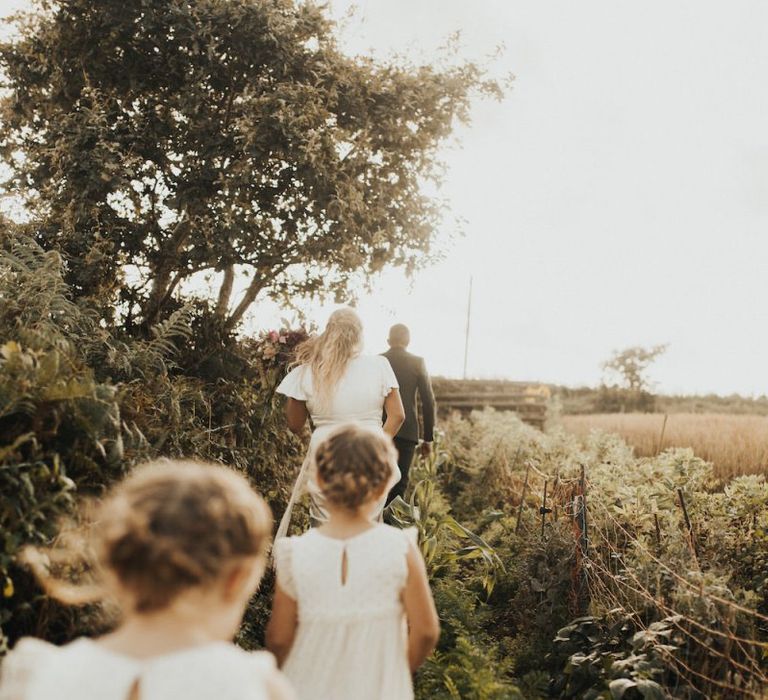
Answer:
[
  {"left": 224, "top": 272, "right": 264, "bottom": 332},
  {"left": 143, "top": 214, "right": 190, "bottom": 326},
  {"left": 215, "top": 264, "right": 236, "bottom": 319}
]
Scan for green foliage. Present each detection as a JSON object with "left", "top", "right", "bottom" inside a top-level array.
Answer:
[
  {"left": 0, "top": 232, "right": 305, "bottom": 650},
  {"left": 418, "top": 631, "right": 522, "bottom": 700},
  {"left": 2, "top": 231, "right": 765, "bottom": 699},
  {"left": 593, "top": 387, "right": 657, "bottom": 414},
  {"left": 0, "top": 231, "right": 128, "bottom": 650},
  {"left": 386, "top": 440, "right": 522, "bottom": 698},
  {"left": 481, "top": 520, "right": 575, "bottom": 680},
  {"left": 389, "top": 446, "right": 502, "bottom": 594},
  {"left": 436, "top": 408, "right": 768, "bottom": 699},
  {"left": 550, "top": 614, "right": 673, "bottom": 699},
  {"left": 555, "top": 385, "right": 768, "bottom": 416},
  {"left": 0, "top": 0, "right": 502, "bottom": 330}
]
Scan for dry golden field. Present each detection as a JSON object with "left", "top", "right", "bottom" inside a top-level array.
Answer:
[{"left": 562, "top": 412, "right": 768, "bottom": 480}]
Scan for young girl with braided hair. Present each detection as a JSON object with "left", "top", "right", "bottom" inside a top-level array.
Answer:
[
  {"left": 0, "top": 460, "right": 294, "bottom": 700},
  {"left": 266, "top": 424, "right": 440, "bottom": 700}
]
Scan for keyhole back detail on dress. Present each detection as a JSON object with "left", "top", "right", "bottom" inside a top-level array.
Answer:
[{"left": 340, "top": 546, "right": 348, "bottom": 586}]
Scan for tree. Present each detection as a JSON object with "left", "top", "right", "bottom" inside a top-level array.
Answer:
[
  {"left": 0, "top": 0, "right": 501, "bottom": 333},
  {"left": 601, "top": 344, "right": 668, "bottom": 393}
]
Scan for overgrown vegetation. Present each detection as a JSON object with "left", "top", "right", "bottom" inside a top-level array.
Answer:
[
  {"left": 0, "top": 0, "right": 501, "bottom": 661},
  {"left": 555, "top": 385, "right": 768, "bottom": 416},
  {"left": 0, "top": 230, "right": 304, "bottom": 649},
  {"left": 427, "top": 410, "right": 768, "bottom": 698},
  {"left": 3, "top": 232, "right": 767, "bottom": 698},
  {"left": 1, "top": 3, "right": 764, "bottom": 697}
]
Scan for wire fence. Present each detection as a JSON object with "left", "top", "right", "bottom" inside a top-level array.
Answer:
[{"left": 514, "top": 457, "right": 767, "bottom": 699}]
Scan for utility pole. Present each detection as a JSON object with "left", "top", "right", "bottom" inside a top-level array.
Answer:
[{"left": 463, "top": 275, "right": 472, "bottom": 379}]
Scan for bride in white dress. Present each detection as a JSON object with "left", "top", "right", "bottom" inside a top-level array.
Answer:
[{"left": 275, "top": 308, "right": 405, "bottom": 539}]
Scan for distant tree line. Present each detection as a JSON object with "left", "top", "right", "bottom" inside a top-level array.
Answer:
[{"left": 555, "top": 344, "right": 768, "bottom": 415}]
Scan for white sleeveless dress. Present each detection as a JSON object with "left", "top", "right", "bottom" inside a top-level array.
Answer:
[
  {"left": 275, "top": 355, "right": 400, "bottom": 538},
  {"left": 0, "top": 637, "right": 278, "bottom": 700},
  {"left": 273, "top": 525, "right": 416, "bottom": 700}
]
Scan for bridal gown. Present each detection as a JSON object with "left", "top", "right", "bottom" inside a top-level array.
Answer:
[{"left": 275, "top": 354, "right": 401, "bottom": 539}]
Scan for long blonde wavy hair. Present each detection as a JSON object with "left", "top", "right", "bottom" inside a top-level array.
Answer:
[{"left": 293, "top": 307, "right": 363, "bottom": 410}]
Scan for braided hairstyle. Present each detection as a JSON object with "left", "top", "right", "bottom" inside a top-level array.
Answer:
[
  {"left": 23, "top": 460, "right": 272, "bottom": 613},
  {"left": 313, "top": 424, "right": 397, "bottom": 511}
]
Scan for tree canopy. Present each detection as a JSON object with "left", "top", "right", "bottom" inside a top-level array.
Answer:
[
  {"left": 601, "top": 344, "right": 668, "bottom": 393},
  {"left": 0, "top": 0, "right": 500, "bottom": 333}
]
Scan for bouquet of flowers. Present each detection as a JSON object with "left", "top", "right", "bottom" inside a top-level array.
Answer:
[{"left": 258, "top": 328, "right": 309, "bottom": 366}]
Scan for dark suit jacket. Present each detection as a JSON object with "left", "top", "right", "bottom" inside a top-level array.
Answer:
[{"left": 382, "top": 347, "right": 436, "bottom": 444}]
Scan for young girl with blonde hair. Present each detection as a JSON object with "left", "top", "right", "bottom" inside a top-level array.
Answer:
[
  {"left": 275, "top": 307, "right": 405, "bottom": 537},
  {"left": 266, "top": 424, "right": 440, "bottom": 700},
  {"left": 0, "top": 460, "right": 294, "bottom": 700}
]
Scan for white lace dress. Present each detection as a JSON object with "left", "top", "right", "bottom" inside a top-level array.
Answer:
[
  {"left": 273, "top": 525, "right": 416, "bottom": 700},
  {"left": 275, "top": 354, "right": 401, "bottom": 538},
  {"left": 0, "top": 637, "right": 278, "bottom": 700}
]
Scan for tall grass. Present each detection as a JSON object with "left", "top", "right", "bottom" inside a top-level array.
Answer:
[{"left": 562, "top": 412, "right": 768, "bottom": 480}]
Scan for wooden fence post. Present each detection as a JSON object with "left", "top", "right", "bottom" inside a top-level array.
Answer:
[
  {"left": 579, "top": 464, "right": 589, "bottom": 556},
  {"left": 515, "top": 461, "right": 531, "bottom": 534},
  {"left": 569, "top": 465, "right": 591, "bottom": 615},
  {"left": 540, "top": 479, "right": 552, "bottom": 537}
]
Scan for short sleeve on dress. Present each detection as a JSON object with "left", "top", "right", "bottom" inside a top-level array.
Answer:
[
  {"left": 388, "top": 527, "right": 419, "bottom": 589},
  {"left": 272, "top": 538, "right": 297, "bottom": 599},
  {"left": 0, "top": 638, "right": 56, "bottom": 700},
  {"left": 276, "top": 366, "right": 309, "bottom": 401},
  {"left": 402, "top": 526, "right": 419, "bottom": 549},
  {"left": 379, "top": 356, "right": 399, "bottom": 398}
]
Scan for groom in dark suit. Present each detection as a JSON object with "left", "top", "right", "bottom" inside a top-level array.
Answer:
[{"left": 382, "top": 324, "right": 436, "bottom": 505}]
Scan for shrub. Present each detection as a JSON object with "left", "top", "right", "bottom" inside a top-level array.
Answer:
[
  {"left": 0, "top": 233, "right": 305, "bottom": 649},
  {"left": 437, "top": 408, "right": 768, "bottom": 699},
  {"left": 389, "top": 442, "right": 523, "bottom": 698},
  {"left": 549, "top": 614, "right": 674, "bottom": 699},
  {"left": 0, "top": 234, "right": 130, "bottom": 649}
]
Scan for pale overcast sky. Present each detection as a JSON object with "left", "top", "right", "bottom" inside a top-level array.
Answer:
[{"left": 2, "top": 1, "right": 767, "bottom": 395}]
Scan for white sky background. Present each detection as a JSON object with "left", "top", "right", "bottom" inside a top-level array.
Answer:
[
  {"left": 324, "top": 0, "right": 768, "bottom": 396},
  {"left": 2, "top": 0, "right": 768, "bottom": 395}
]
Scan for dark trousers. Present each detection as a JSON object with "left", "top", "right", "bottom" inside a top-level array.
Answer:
[{"left": 386, "top": 437, "right": 417, "bottom": 506}]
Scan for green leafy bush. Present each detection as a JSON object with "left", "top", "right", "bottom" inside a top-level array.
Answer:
[
  {"left": 393, "top": 446, "right": 523, "bottom": 698},
  {"left": 0, "top": 233, "right": 305, "bottom": 650},
  {"left": 434, "top": 408, "right": 768, "bottom": 699},
  {"left": 549, "top": 614, "right": 673, "bottom": 699}
]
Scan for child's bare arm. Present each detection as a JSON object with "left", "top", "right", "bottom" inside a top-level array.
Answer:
[
  {"left": 266, "top": 584, "right": 299, "bottom": 667},
  {"left": 402, "top": 542, "right": 440, "bottom": 672}
]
